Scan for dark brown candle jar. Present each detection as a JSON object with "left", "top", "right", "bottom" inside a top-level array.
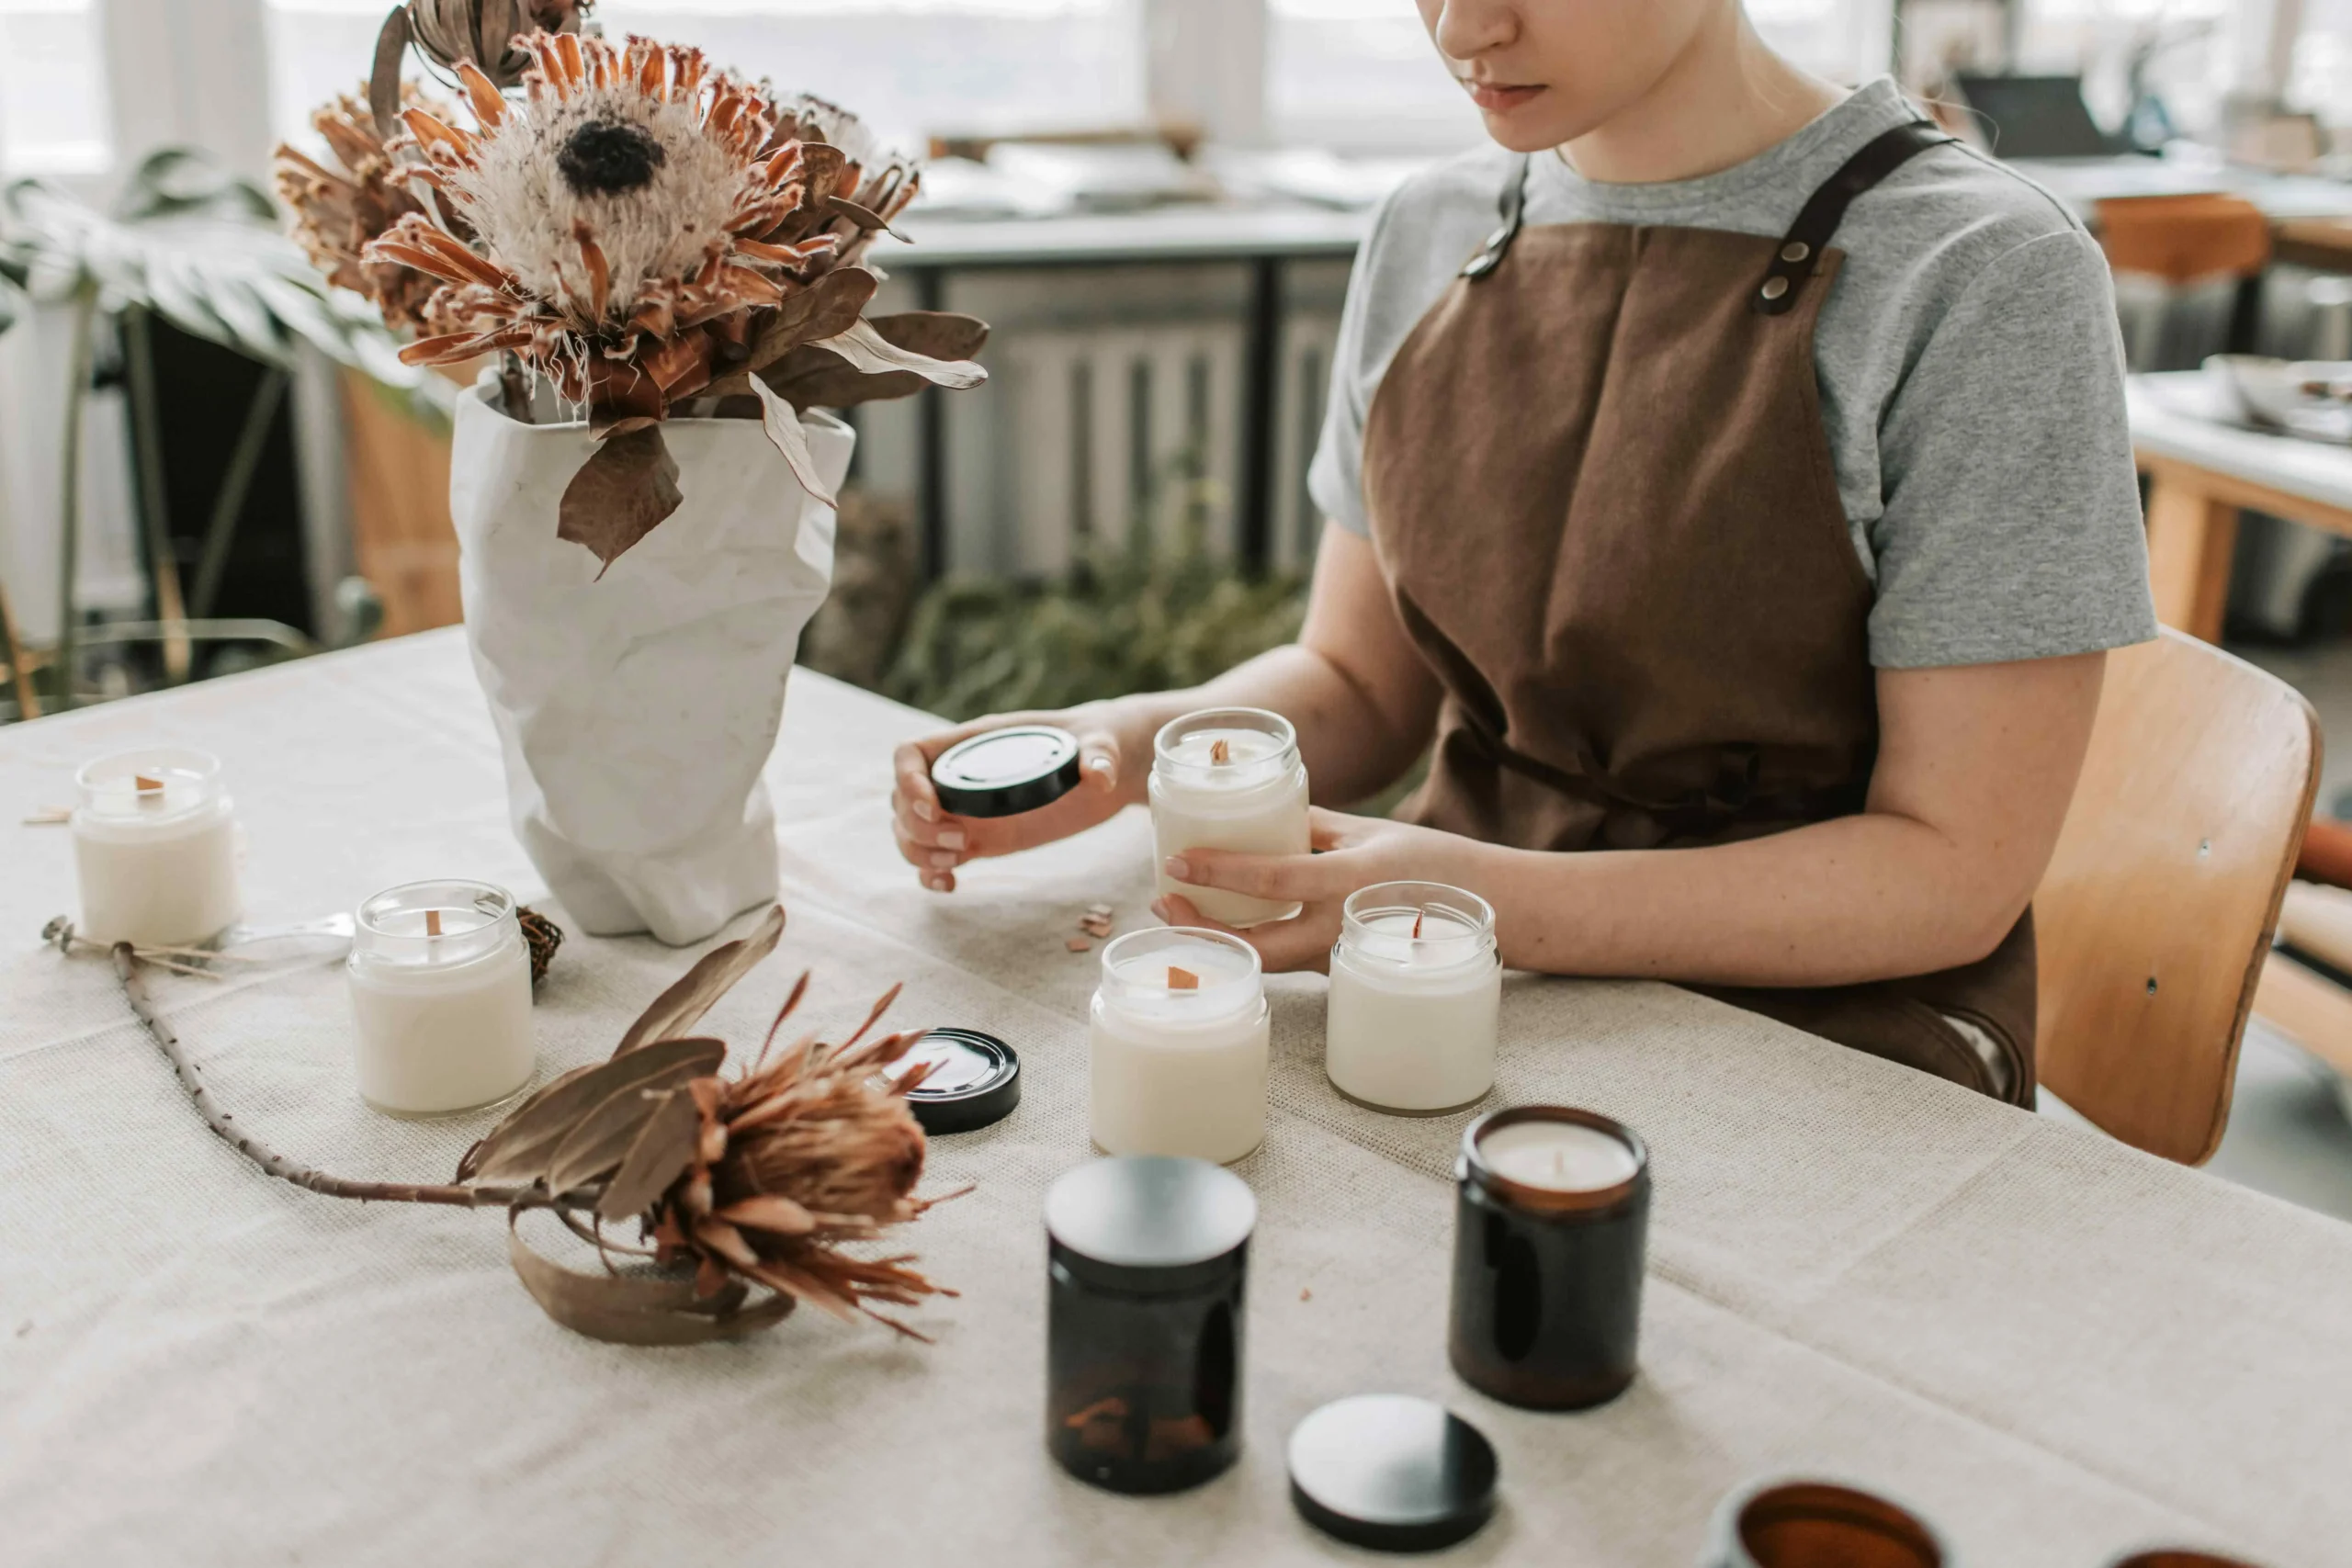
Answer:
[
  {"left": 1699, "top": 1478, "right": 1950, "bottom": 1568},
  {"left": 1448, "top": 1106, "right": 1649, "bottom": 1410},
  {"left": 1045, "top": 1156, "right": 1256, "bottom": 1495}
]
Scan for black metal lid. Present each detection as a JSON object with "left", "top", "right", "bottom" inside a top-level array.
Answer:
[
  {"left": 1287, "top": 1395, "right": 1498, "bottom": 1553},
  {"left": 1045, "top": 1156, "right": 1256, "bottom": 1294},
  {"left": 895, "top": 1029, "right": 1021, "bottom": 1135},
  {"left": 930, "top": 727, "right": 1082, "bottom": 818}
]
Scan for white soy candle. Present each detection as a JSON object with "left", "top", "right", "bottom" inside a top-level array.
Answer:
[
  {"left": 346, "top": 879, "right": 537, "bottom": 1117},
  {"left": 1476, "top": 1118, "right": 1642, "bottom": 1192},
  {"left": 1090, "top": 927, "right": 1271, "bottom": 1164},
  {"left": 1326, "top": 881, "right": 1501, "bottom": 1114},
  {"left": 71, "top": 747, "right": 241, "bottom": 948},
  {"left": 1150, "top": 707, "right": 1310, "bottom": 929}
]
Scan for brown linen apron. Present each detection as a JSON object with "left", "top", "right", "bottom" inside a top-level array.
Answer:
[{"left": 1361, "top": 122, "right": 2037, "bottom": 1105}]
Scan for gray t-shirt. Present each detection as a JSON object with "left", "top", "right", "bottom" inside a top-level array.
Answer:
[{"left": 1307, "top": 78, "right": 2158, "bottom": 670}]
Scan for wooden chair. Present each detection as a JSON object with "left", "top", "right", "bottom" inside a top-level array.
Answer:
[{"left": 2034, "top": 628, "right": 2319, "bottom": 1164}]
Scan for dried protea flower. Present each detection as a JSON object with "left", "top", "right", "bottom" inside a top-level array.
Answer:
[
  {"left": 372, "top": 0, "right": 594, "bottom": 132},
  {"left": 458, "top": 908, "right": 962, "bottom": 1344},
  {"left": 273, "top": 90, "right": 448, "bottom": 335},
  {"left": 763, "top": 93, "right": 922, "bottom": 276},
  {"left": 355, "top": 29, "right": 986, "bottom": 570}
]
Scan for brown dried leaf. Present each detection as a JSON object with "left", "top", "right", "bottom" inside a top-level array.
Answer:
[
  {"left": 543, "top": 1044, "right": 727, "bottom": 1196},
  {"left": 751, "top": 376, "right": 839, "bottom": 506},
  {"left": 715, "top": 1193, "right": 817, "bottom": 1236},
  {"left": 367, "top": 6, "right": 412, "bottom": 137},
  {"left": 467, "top": 1036, "right": 728, "bottom": 1185},
  {"left": 506, "top": 1215, "right": 794, "bottom": 1345},
  {"left": 821, "top": 195, "right": 899, "bottom": 237},
  {"left": 615, "top": 904, "right": 786, "bottom": 1055},
  {"left": 743, "top": 266, "right": 877, "bottom": 374},
  {"left": 761, "top": 311, "right": 991, "bottom": 411},
  {"left": 596, "top": 1086, "right": 703, "bottom": 1221},
  {"left": 808, "top": 319, "right": 985, "bottom": 389},
  {"left": 558, "top": 424, "right": 682, "bottom": 574}
]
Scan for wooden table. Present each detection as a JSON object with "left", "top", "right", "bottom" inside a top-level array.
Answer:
[
  {"left": 1, "top": 631, "right": 2346, "bottom": 1566},
  {"left": 2129, "top": 372, "right": 2352, "bottom": 640}
]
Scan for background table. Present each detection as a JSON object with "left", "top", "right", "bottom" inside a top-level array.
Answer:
[
  {"left": 2, "top": 630, "right": 2347, "bottom": 1567},
  {"left": 2131, "top": 371, "right": 2352, "bottom": 640}
]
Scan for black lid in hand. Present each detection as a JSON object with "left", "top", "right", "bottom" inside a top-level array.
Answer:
[{"left": 929, "top": 727, "right": 1082, "bottom": 818}]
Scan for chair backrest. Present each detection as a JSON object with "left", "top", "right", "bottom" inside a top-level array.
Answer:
[{"left": 2034, "top": 628, "right": 2319, "bottom": 1165}]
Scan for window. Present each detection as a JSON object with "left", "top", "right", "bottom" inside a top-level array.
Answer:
[
  {"left": 0, "top": 0, "right": 111, "bottom": 175},
  {"left": 2292, "top": 0, "right": 2352, "bottom": 129},
  {"left": 2015, "top": 0, "right": 2238, "bottom": 140},
  {"left": 265, "top": 0, "right": 1143, "bottom": 153},
  {"left": 1266, "top": 0, "right": 1478, "bottom": 152}
]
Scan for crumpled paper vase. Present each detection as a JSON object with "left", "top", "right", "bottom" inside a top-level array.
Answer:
[{"left": 449, "top": 378, "right": 854, "bottom": 945}]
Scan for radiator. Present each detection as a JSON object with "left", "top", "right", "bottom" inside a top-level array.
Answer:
[{"left": 862, "top": 259, "right": 1349, "bottom": 581}]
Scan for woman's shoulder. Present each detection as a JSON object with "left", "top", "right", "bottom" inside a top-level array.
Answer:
[
  {"left": 1362, "top": 145, "right": 1522, "bottom": 277},
  {"left": 1848, "top": 134, "right": 2102, "bottom": 292}
]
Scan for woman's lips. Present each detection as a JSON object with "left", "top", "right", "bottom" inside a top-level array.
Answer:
[{"left": 1463, "top": 80, "right": 1544, "bottom": 112}]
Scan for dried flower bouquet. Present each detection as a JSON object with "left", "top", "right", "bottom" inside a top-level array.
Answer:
[
  {"left": 113, "top": 907, "right": 961, "bottom": 1346},
  {"left": 277, "top": 14, "right": 987, "bottom": 570}
]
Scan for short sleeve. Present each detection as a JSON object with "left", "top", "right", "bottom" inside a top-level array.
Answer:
[
  {"left": 1865, "top": 227, "right": 2157, "bottom": 668},
  {"left": 1306, "top": 193, "right": 1403, "bottom": 538}
]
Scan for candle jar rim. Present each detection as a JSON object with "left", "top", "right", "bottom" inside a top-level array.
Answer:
[
  {"left": 1461, "top": 1106, "right": 1647, "bottom": 1213},
  {"left": 1339, "top": 881, "right": 1497, "bottom": 964},
  {"left": 1097, "top": 925, "right": 1264, "bottom": 1023},
  {"left": 1717, "top": 1477, "right": 1949, "bottom": 1568},
  {"left": 74, "top": 745, "right": 225, "bottom": 825},
  {"left": 1151, "top": 706, "right": 1299, "bottom": 780},
  {"left": 352, "top": 878, "right": 521, "bottom": 970}
]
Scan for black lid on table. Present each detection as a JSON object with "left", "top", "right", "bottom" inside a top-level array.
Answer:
[
  {"left": 1287, "top": 1394, "right": 1498, "bottom": 1553},
  {"left": 929, "top": 727, "right": 1082, "bottom": 818},
  {"left": 895, "top": 1028, "right": 1021, "bottom": 1135},
  {"left": 1044, "top": 1156, "right": 1256, "bottom": 1295}
]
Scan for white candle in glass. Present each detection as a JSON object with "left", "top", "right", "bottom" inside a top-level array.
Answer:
[
  {"left": 346, "top": 879, "right": 537, "bottom": 1117},
  {"left": 1089, "top": 927, "right": 1271, "bottom": 1164},
  {"left": 70, "top": 747, "right": 241, "bottom": 948},
  {"left": 1476, "top": 1119, "right": 1641, "bottom": 1192},
  {"left": 1150, "top": 707, "right": 1310, "bottom": 929},
  {"left": 1326, "top": 882, "right": 1500, "bottom": 1114}
]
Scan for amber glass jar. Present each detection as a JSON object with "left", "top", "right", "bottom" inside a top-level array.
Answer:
[
  {"left": 1447, "top": 1106, "right": 1649, "bottom": 1410},
  {"left": 1045, "top": 1156, "right": 1256, "bottom": 1495}
]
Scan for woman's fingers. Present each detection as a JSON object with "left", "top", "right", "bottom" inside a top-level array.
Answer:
[
  {"left": 894, "top": 820, "right": 961, "bottom": 886},
  {"left": 1307, "top": 806, "right": 1370, "bottom": 851},
  {"left": 1164, "top": 844, "right": 1352, "bottom": 904},
  {"left": 893, "top": 790, "right": 971, "bottom": 852},
  {"left": 1075, "top": 724, "right": 1124, "bottom": 795},
  {"left": 1154, "top": 894, "right": 1334, "bottom": 974}
]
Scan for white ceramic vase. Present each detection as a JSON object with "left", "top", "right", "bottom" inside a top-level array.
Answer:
[{"left": 448, "top": 378, "right": 854, "bottom": 945}]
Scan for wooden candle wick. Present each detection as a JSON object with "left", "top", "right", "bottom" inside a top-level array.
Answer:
[
  {"left": 425, "top": 908, "right": 443, "bottom": 938},
  {"left": 1412, "top": 908, "right": 1426, "bottom": 940},
  {"left": 1167, "top": 965, "right": 1199, "bottom": 990},
  {"left": 1208, "top": 738, "right": 1230, "bottom": 765}
]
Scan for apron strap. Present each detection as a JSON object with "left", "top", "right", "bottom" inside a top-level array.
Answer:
[
  {"left": 1753, "top": 120, "right": 1956, "bottom": 315},
  {"left": 1461, "top": 154, "right": 1532, "bottom": 280}
]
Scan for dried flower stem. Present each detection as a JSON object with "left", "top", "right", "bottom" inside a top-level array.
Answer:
[{"left": 111, "top": 945, "right": 592, "bottom": 1213}]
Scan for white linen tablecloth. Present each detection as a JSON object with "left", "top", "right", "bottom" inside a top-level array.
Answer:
[{"left": 2, "top": 629, "right": 2346, "bottom": 1568}]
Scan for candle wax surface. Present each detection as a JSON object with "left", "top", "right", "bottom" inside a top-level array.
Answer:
[
  {"left": 1164, "top": 728, "right": 1284, "bottom": 777},
  {"left": 1349, "top": 908, "right": 1487, "bottom": 968},
  {"left": 79, "top": 766, "right": 211, "bottom": 823},
  {"left": 1477, "top": 1122, "right": 1639, "bottom": 1192}
]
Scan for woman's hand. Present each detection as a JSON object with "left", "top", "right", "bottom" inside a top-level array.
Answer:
[
  {"left": 1153, "top": 807, "right": 1482, "bottom": 973},
  {"left": 891, "top": 703, "right": 1151, "bottom": 891}
]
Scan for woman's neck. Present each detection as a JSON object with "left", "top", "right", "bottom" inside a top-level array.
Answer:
[{"left": 1557, "top": 11, "right": 1846, "bottom": 186}]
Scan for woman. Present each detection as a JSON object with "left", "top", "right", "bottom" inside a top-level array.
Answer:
[{"left": 888, "top": 0, "right": 2156, "bottom": 1103}]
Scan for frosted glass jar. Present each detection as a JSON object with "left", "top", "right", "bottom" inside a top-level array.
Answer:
[
  {"left": 1149, "top": 707, "right": 1310, "bottom": 929},
  {"left": 1326, "top": 882, "right": 1501, "bottom": 1114},
  {"left": 346, "top": 879, "right": 537, "bottom": 1117},
  {"left": 1090, "top": 928, "right": 1271, "bottom": 1164},
  {"left": 71, "top": 747, "right": 241, "bottom": 948}
]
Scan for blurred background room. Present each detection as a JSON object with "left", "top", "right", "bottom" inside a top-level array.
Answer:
[{"left": 6, "top": 0, "right": 2352, "bottom": 1214}]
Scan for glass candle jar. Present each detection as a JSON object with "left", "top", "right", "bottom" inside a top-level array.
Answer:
[
  {"left": 1090, "top": 927, "right": 1271, "bottom": 1164},
  {"left": 70, "top": 747, "right": 240, "bottom": 948},
  {"left": 1698, "top": 1478, "right": 1951, "bottom": 1568},
  {"left": 1327, "top": 881, "right": 1501, "bottom": 1114},
  {"left": 1150, "top": 707, "right": 1310, "bottom": 929},
  {"left": 346, "top": 879, "right": 537, "bottom": 1117},
  {"left": 1448, "top": 1106, "right": 1649, "bottom": 1410},
  {"left": 1046, "top": 1156, "right": 1256, "bottom": 1495}
]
